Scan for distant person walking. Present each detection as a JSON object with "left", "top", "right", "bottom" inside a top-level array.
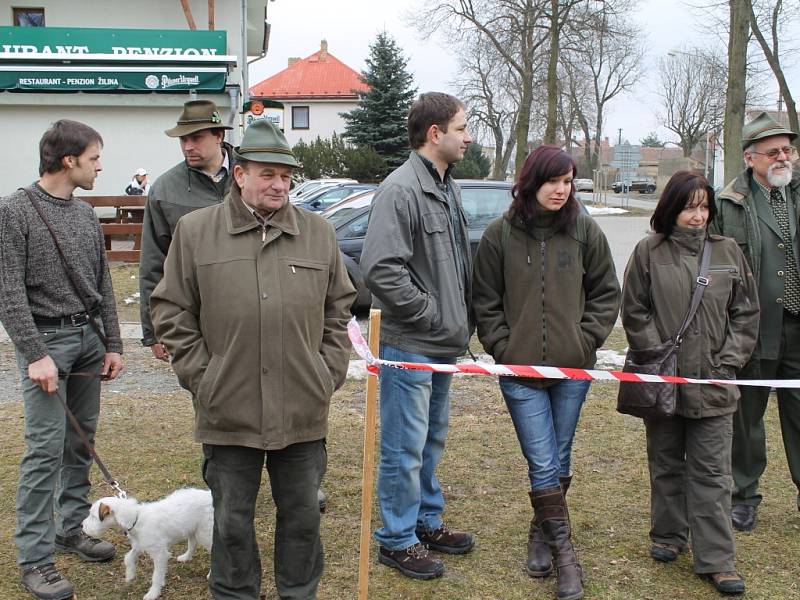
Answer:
[
  {"left": 472, "top": 145, "right": 619, "bottom": 600},
  {"left": 0, "top": 120, "right": 124, "bottom": 600},
  {"left": 124, "top": 167, "right": 150, "bottom": 195},
  {"left": 622, "top": 171, "right": 758, "bottom": 595}
]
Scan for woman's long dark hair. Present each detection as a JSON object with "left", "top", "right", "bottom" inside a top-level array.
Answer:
[
  {"left": 650, "top": 171, "right": 716, "bottom": 238},
  {"left": 509, "top": 145, "right": 579, "bottom": 233}
]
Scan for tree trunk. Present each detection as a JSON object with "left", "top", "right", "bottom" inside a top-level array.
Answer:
[
  {"left": 543, "top": 0, "right": 560, "bottom": 145},
  {"left": 592, "top": 107, "right": 605, "bottom": 174},
  {"left": 748, "top": 0, "right": 799, "bottom": 134},
  {"left": 724, "top": 0, "right": 750, "bottom": 185},
  {"left": 514, "top": 81, "right": 535, "bottom": 176},
  {"left": 491, "top": 124, "right": 506, "bottom": 180}
]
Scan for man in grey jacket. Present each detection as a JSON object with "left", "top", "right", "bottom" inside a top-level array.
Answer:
[
  {"left": 361, "top": 92, "right": 474, "bottom": 580},
  {"left": 138, "top": 100, "right": 232, "bottom": 361}
]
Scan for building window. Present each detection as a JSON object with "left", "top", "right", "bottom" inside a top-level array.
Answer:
[
  {"left": 13, "top": 7, "right": 45, "bottom": 26},
  {"left": 292, "top": 106, "right": 309, "bottom": 130}
]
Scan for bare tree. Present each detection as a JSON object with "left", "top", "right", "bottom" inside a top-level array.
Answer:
[
  {"left": 724, "top": 0, "right": 751, "bottom": 184},
  {"left": 658, "top": 49, "right": 727, "bottom": 157},
  {"left": 454, "top": 35, "right": 519, "bottom": 179},
  {"left": 417, "top": 0, "right": 552, "bottom": 174},
  {"left": 749, "top": 0, "right": 799, "bottom": 133}
]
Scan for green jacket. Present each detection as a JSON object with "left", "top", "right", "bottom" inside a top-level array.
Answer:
[
  {"left": 621, "top": 228, "right": 759, "bottom": 418},
  {"left": 150, "top": 186, "right": 356, "bottom": 451},
  {"left": 708, "top": 168, "right": 800, "bottom": 360},
  {"left": 139, "top": 143, "right": 233, "bottom": 345},
  {"left": 472, "top": 211, "right": 620, "bottom": 384}
]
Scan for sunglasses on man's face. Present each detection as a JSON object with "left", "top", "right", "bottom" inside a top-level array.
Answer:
[{"left": 748, "top": 145, "right": 798, "bottom": 160}]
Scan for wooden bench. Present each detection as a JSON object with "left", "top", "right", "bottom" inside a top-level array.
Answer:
[{"left": 79, "top": 195, "right": 147, "bottom": 262}]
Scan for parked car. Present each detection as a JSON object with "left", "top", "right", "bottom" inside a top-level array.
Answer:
[
  {"left": 321, "top": 190, "right": 375, "bottom": 224},
  {"left": 573, "top": 178, "right": 594, "bottom": 192},
  {"left": 289, "top": 178, "right": 357, "bottom": 201},
  {"left": 334, "top": 179, "right": 588, "bottom": 311},
  {"left": 295, "top": 183, "right": 377, "bottom": 212},
  {"left": 611, "top": 177, "right": 656, "bottom": 194}
]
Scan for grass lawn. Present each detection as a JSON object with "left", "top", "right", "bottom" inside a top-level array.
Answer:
[{"left": 1, "top": 359, "right": 799, "bottom": 599}]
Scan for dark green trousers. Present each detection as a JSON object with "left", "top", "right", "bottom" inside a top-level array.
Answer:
[
  {"left": 202, "top": 440, "right": 326, "bottom": 600},
  {"left": 645, "top": 414, "right": 735, "bottom": 574},
  {"left": 14, "top": 324, "right": 105, "bottom": 568},
  {"left": 732, "top": 311, "right": 800, "bottom": 508}
]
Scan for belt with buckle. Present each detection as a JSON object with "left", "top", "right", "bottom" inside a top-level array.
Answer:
[{"left": 33, "top": 308, "right": 100, "bottom": 328}]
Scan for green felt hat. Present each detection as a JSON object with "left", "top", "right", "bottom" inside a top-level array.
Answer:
[
  {"left": 742, "top": 111, "right": 797, "bottom": 150},
  {"left": 233, "top": 119, "right": 298, "bottom": 168}
]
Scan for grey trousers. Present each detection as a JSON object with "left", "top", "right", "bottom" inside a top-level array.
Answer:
[
  {"left": 14, "top": 324, "right": 105, "bottom": 568},
  {"left": 645, "top": 413, "right": 736, "bottom": 574},
  {"left": 202, "top": 440, "right": 326, "bottom": 600}
]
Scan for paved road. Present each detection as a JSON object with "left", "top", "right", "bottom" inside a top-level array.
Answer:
[{"left": 577, "top": 190, "right": 659, "bottom": 211}]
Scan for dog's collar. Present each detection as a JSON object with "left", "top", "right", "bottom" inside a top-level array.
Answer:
[{"left": 124, "top": 513, "right": 139, "bottom": 536}]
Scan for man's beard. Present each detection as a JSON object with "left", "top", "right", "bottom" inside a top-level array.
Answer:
[{"left": 766, "top": 160, "right": 793, "bottom": 187}]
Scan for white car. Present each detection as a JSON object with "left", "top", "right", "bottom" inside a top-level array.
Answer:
[
  {"left": 289, "top": 178, "right": 357, "bottom": 202},
  {"left": 573, "top": 178, "right": 593, "bottom": 192}
]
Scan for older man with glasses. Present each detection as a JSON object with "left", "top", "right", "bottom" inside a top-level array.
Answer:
[{"left": 710, "top": 112, "right": 800, "bottom": 534}]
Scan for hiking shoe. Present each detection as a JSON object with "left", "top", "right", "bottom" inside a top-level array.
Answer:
[
  {"left": 20, "top": 564, "right": 74, "bottom": 600},
  {"left": 55, "top": 531, "right": 115, "bottom": 562},
  {"left": 649, "top": 542, "right": 685, "bottom": 563},
  {"left": 705, "top": 571, "right": 745, "bottom": 595},
  {"left": 416, "top": 523, "right": 475, "bottom": 555},
  {"left": 378, "top": 543, "right": 445, "bottom": 580}
]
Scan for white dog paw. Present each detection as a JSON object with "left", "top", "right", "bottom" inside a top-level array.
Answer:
[
  {"left": 125, "top": 570, "right": 136, "bottom": 583},
  {"left": 143, "top": 589, "right": 161, "bottom": 600},
  {"left": 176, "top": 552, "right": 191, "bottom": 562}
]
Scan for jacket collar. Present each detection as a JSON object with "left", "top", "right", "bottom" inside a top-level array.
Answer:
[
  {"left": 225, "top": 184, "right": 300, "bottom": 237},
  {"left": 409, "top": 151, "right": 449, "bottom": 200}
]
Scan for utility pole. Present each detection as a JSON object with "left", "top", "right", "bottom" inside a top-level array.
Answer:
[{"left": 618, "top": 128, "right": 622, "bottom": 145}]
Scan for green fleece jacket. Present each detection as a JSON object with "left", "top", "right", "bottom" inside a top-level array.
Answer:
[{"left": 472, "top": 210, "right": 620, "bottom": 385}]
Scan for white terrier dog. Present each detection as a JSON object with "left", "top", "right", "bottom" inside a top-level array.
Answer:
[{"left": 82, "top": 488, "right": 213, "bottom": 600}]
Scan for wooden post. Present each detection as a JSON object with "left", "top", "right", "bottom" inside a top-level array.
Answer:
[
  {"left": 357, "top": 309, "right": 381, "bottom": 600},
  {"left": 179, "top": 0, "right": 197, "bottom": 29},
  {"left": 208, "top": 0, "right": 215, "bottom": 30}
]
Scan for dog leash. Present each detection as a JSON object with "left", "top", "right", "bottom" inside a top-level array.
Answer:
[{"left": 56, "top": 372, "right": 128, "bottom": 499}]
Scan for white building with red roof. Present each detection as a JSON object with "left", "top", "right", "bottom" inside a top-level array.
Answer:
[{"left": 250, "top": 40, "right": 368, "bottom": 146}]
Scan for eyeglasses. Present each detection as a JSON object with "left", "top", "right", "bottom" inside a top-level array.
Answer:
[{"left": 748, "top": 145, "right": 798, "bottom": 160}]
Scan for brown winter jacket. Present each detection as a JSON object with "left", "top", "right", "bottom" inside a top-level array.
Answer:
[
  {"left": 150, "top": 186, "right": 356, "bottom": 450},
  {"left": 472, "top": 210, "right": 620, "bottom": 385},
  {"left": 621, "top": 227, "right": 759, "bottom": 418}
]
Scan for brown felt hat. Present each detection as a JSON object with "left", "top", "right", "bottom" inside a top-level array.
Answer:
[
  {"left": 165, "top": 100, "right": 232, "bottom": 137},
  {"left": 742, "top": 111, "right": 797, "bottom": 150}
]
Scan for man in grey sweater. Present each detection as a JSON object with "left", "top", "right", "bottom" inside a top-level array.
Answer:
[{"left": 0, "top": 120, "right": 124, "bottom": 600}]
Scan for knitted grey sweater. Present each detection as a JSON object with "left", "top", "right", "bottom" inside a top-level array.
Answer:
[{"left": 0, "top": 183, "right": 123, "bottom": 362}]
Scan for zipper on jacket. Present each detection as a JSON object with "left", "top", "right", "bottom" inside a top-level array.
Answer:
[
  {"left": 539, "top": 240, "right": 547, "bottom": 361},
  {"left": 261, "top": 225, "right": 267, "bottom": 242}
]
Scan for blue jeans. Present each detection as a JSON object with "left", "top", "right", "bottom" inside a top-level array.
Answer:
[
  {"left": 499, "top": 378, "right": 591, "bottom": 490},
  {"left": 373, "top": 344, "right": 456, "bottom": 550}
]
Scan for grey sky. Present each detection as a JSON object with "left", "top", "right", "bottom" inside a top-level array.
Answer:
[{"left": 249, "top": 0, "right": 799, "bottom": 147}]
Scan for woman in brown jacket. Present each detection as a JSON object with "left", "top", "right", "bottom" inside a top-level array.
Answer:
[
  {"left": 621, "top": 171, "right": 759, "bottom": 595},
  {"left": 473, "top": 145, "right": 620, "bottom": 600}
]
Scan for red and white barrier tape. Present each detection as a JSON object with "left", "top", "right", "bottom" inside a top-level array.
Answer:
[{"left": 348, "top": 318, "right": 800, "bottom": 389}]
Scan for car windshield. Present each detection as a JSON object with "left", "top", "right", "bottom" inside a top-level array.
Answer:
[{"left": 460, "top": 186, "right": 512, "bottom": 228}]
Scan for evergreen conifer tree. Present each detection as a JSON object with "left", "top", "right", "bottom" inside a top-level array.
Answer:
[{"left": 341, "top": 31, "right": 417, "bottom": 170}]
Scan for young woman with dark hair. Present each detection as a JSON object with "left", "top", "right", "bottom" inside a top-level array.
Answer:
[
  {"left": 621, "top": 170, "right": 759, "bottom": 595},
  {"left": 473, "top": 145, "right": 620, "bottom": 600}
]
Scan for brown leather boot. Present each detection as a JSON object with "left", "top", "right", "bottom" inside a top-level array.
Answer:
[
  {"left": 532, "top": 486, "right": 584, "bottom": 600},
  {"left": 527, "top": 491, "right": 553, "bottom": 577}
]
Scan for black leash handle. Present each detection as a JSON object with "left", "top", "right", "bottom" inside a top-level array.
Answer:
[{"left": 58, "top": 372, "right": 127, "bottom": 499}]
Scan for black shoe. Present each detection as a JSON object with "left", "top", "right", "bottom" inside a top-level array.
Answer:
[
  {"left": 55, "top": 530, "right": 115, "bottom": 562},
  {"left": 378, "top": 543, "right": 445, "bottom": 580},
  {"left": 705, "top": 571, "right": 745, "bottom": 595},
  {"left": 318, "top": 488, "right": 327, "bottom": 513},
  {"left": 730, "top": 504, "right": 756, "bottom": 532},
  {"left": 415, "top": 523, "right": 475, "bottom": 555},
  {"left": 649, "top": 542, "right": 684, "bottom": 563},
  {"left": 20, "top": 564, "right": 74, "bottom": 600}
]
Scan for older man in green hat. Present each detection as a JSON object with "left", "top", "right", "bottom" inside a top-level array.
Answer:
[
  {"left": 150, "top": 119, "right": 355, "bottom": 599},
  {"left": 710, "top": 111, "right": 800, "bottom": 533}
]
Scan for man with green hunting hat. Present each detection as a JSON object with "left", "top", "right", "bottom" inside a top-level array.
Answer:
[
  {"left": 139, "top": 99, "right": 233, "bottom": 363},
  {"left": 150, "top": 119, "right": 356, "bottom": 599},
  {"left": 710, "top": 111, "right": 800, "bottom": 533}
]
